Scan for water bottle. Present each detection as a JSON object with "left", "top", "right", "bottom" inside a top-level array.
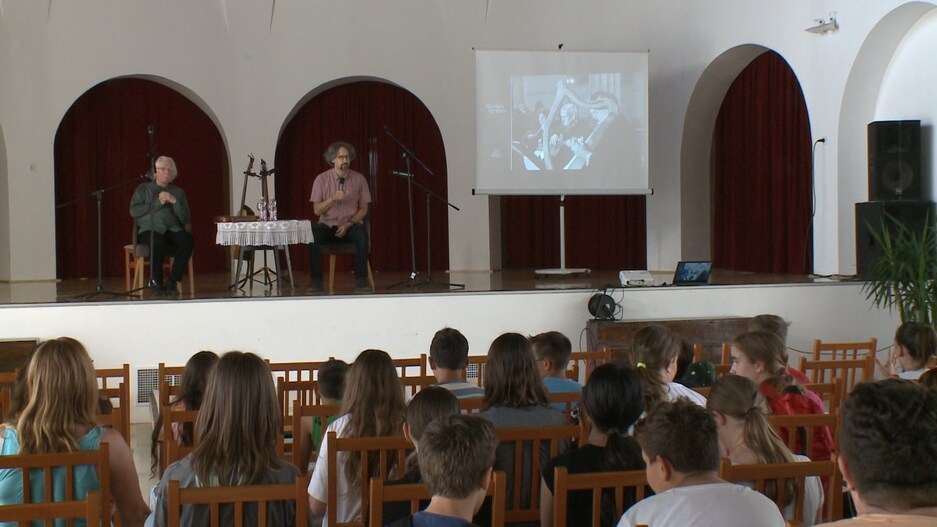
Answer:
[
  {"left": 270, "top": 199, "right": 278, "bottom": 221},
  {"left": 257, "top": 199, "right": 267, "bottom": 221}
]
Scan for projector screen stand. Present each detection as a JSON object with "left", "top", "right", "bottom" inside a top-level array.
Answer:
[{"left": 535, "top": 195, "right": 590, "bottom": 276}]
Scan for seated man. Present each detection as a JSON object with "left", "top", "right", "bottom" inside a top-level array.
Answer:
[
  {"left": 307, "top": 141, "right": 371, "bottom": 293},
  {"left": 824, "top": 379, "right": 937, "bottom": 525},
  {"left": 129, "top": 155, "right": 194, "bottom": 298},
  {"left": 530, "top": 330, "right": 581, "bottom": 412},
  {"left": 429, "top": 328, "right": 483, "bottom": 399},
  {"left": 388, "top": 414, "right": 497, "bottom": 527},
  {"left": 619, "top": 399, "right": 785, "bottom": 527}
]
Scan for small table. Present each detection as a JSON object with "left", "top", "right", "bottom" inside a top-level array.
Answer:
[{"left": 215, "top": 219, "right": 313, "bottom": 292}]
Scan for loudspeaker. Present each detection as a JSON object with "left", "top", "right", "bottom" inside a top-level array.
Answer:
[
  {"left": 868, "top": 120, "right": 922, "bottom": 201},
  {"left": 856, "top": 200, "right": 935, "bottom": 279}
]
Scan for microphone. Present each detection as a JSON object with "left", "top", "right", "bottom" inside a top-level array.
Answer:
[
  {"left": 339, "top": 177, "right": 346, "bottom": 191},
  {"left": 389, "top": 169, "right": 414, "bottom": 178}
]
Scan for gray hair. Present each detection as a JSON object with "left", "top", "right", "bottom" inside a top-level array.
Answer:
[
  {"left": 323, "top": 142, "right": 356, "bottom": 164},
  {"left": 156, "top": 156, "right": 178, "bottom": 180}
]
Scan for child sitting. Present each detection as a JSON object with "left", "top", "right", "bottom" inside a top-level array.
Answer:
[
  {"left": 618, "top": 399, "right": 785, "bottom": 527},
  {"left": 296, "top": 358, "right": 349, "bottom": 472},
  {"left": 531, "top": 331, "right": 582, "bottom": 413}
]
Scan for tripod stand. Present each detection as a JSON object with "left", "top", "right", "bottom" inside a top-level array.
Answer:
[
  {"left": 384, "top": 126, "right": 464, "bottom": 291},
  {"left": 56, "top": 175, "right": 146, "bottom": 301}
]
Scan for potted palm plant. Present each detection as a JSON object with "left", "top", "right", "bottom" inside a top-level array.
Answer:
[{"left": 862, "top": 211, "right": 937, "bottom": 324}]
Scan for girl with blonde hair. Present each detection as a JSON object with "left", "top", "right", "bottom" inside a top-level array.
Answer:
[
  {"left": 153, "top": 351, "right": 302, "bottom": 526},
  {"left": 308, "top": 349, "right": 407, "bottom": 526},
  {"left": 708, "top": 374, "right": 823, "bottom": 526},
  {"left": 0, "top": 337, "right": 149, "bottom": 526},
  {"left": 631, "top": 325, "right": 706, "bottom": 409}
]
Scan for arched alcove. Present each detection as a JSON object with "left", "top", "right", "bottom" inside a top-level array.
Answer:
[
  {"left": 275, "top": 79, "right": 449, "bottom": 274},
  {"left": 54, "top": 78, "right": 230, "bottom": 280},
  {"left": 712, "top": 50, "right": 813, "bottom": 274}
]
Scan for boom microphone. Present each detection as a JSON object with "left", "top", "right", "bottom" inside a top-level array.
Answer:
[{"left": 389, "top": 169, "right": 413, "bottom": 178}]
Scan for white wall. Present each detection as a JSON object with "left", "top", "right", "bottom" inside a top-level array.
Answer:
[
  {"left": 0, "top": 283, "right": 900, "bottom": 422},
  {"left": 0, "top": 1, "right": 931, "bottom": 279}
]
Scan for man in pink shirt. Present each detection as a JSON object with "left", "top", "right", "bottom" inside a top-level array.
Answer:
[{"left": 307, "top": 142, "right": 372, "bottom": 292}]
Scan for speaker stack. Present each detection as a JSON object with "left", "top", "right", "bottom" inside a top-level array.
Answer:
[{"left": 856, "top": 120, "right": 932, "bottom": 279}]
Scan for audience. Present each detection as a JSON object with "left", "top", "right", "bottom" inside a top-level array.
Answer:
[
  {"left": 429, "top": 328, "right": 483, "bottom": 399},
  {"left": 729, "top": 331, "right": 832, "bottom": 460},
  {"left": 383, "top": 387, "right": 461, "bottom": 525},
  {"left": 618, "top": 399, "right": 785, "bottom": 527},
  {"left": 530, "top": 331, "right": 582, "bottom": 413},
  {"left": 150, "top": 350, "right": 218, "bottom": 476},
  {"left": 881, "top": 321, "right": 937, "bottom": 380},
  {"left": 387, "top": 415, "right": 498, "bottom": 527},
  {"left": 748, "top": 314, "right": 813, "bottom": 385},
  {"left": 540, "top": 364, "right": 645, "bottom": 527},
  {"left": 152, "top": 351, "right": 304, "bottom": 526},
  {"left": 0, "top": 337, "right": 150, "bottom": 527},
  {"left": 707, "top": 375, "right": 823, "bottom": 526},
  {"left": 631, "top": 325, "right": 707, "bottom": 408},
  {"left": 308, "top": 349, "right": 407, "bottom": 526},
  {"left": 825, "top": 379, "right": 937, "bottom": 525},
  {"left": 295, "top": 358, "right": 349, "bottom": 472}
]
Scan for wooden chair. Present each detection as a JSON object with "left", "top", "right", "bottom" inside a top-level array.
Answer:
[
  {"left": 767, "top": 413, "right": 839, "bottom": 460},
  {"left": 0, "top": 442, "right": 110, "bottom": 526},
  {"left": 95, "top": 364, "right": 131, "bottom": 446},
  {"left": 321, "top": 217, "right": 375, "bottom": 293},
  {"left": 393, "top": 355, "right": 427, "bottom": 381},
  {"left": 461, "top": 354, "right": 489, "bottom": 388},
  {"left": 813, "top": 338, "right": 877, "bottom": 361},
  {"left": 798, "top": 355, "right": 874, "bottom": 399},
  {"left": 565, "top": 348, "right": 611, "bottom": 383},
  {"left": 269, "top": 360, "right": 330, "bottom": 383},
  {"left": 126, "top": 218, "right": 195, "bottom": 296},
  {"left": 494, "top": 424, "right": 581, "bottom": 524},
  {"left": 368, "top": 470, "right": 507, "bottom": 527},
  {"left": 803, "top": 379, "right": 843, "bottom": 414},
  {"left": 459, "top": 398, "right": 485, "bottom": 415},
  {"left": 0, "top": 371, "right": 18, "bottom": 421},
  {"left": 719, "top": 455, "right": 844, "bottom": 523},
  {"left": 400, "top": 375, "right": 436, "bottom": 400},
  {"left": 326, "top": 431, "right": 414, "bottom": 527},
  {"left": 166, "top": 474, "right": 311, "bottom": 527},
  {"left": 290, "top": 401, "right": 343, "bottom": 473},
  {"left": 715, "top": 342, "right": 732, "bottom": 377},
  {"left": 275, "top": 379, "right": 319, "bottom": 463},
  {"left": 161, "top": 408, "right": 200, "bottom": 477},
  {"left": 552, "top": 466, "right": 651, "bottom": 527},
  {"left": 158, "top": 363, "right": 186, "bottom": 410}
]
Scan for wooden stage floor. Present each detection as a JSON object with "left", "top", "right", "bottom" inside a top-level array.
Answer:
[{"left": 0, "top": 267, "right": 853, "bottom": 305}]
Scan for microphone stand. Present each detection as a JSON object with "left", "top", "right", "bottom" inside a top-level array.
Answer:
[
  {"left": 56, "top": 175, "right": 146, "bottom": 301},
  {"left": 384, "top": 127, "right": 464, "bottom": 291}
]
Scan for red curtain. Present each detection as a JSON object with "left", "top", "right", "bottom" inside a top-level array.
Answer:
[
  {"left": 501, "top": 195, "right": 646, "bottom": 270},
  {"left": 54, "top": 78, "right": 229, "bottom": 280},
  {"left": 713, "top": 51, "right": 813, "bottom": 274},
  {"left": 275, "top": 81, "right": 449, "bottom": 273}
]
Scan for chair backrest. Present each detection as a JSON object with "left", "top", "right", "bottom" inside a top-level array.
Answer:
[
  {"left": 0, "top": 489, "right": 101, "bottom": 527},
  {"left": 400, "top": 375, "right": 436, "bottom": 400},
  {"left": 565, "top": 349, "right": 611, "bottom": 383},
  {"left": 459, "top": 398, "right": 485, "bottom": 415},
  {"left": 368, "top": 470, "right": 507, "bottom": 527},
  {"left": 275, "top": 380, "right": 319, "bottom": 463},
  {"left": 798, "top": 355, "right": 874, "bottom": 398},
  {"left": 166, "top": 474, "right": 311, "bottom": 527},
  {"left": 552, "top": 466, "right": 651, "bottom": 527},
  {"left": 0, "top": 371, "right": 18, "bottom": 422},
  {"left": 95, "top": 364, "right": 131, "bottom": 446},
  {"left": 766, "top": 413, "right": 839, "bottom": 460},
  {"left": 813, "top": 338, "right": 877, "bottom": 361},
  {"left": 803, "top": 379, "right": 843, "bottom": 414},
  {"left": 0, "top": 441, "right": 111, "bottom": 526},
  {"left": 269, "top": 360, "right": 330, "bottom": 383},
  {"left": 546, "top": 392, "right": 580, "bottom": 425},
  {"left": 461, "top": 355, "right": 489, "bottom": 387},
  {"left": 326, "top": 431, "right": 414, "bottom": 527},
  {"left": 719, "top": 455, "right": 844, "bottom": 523},
  {"left": 162, "top": 408, "right": 200, "bottom": 477},
  {"left": 393, "top": 355, "right": 427, "bottom": 381},
  {"left": 494, "top": 424, "right": 581, "bottom": 524},
  {"left": 158, "top": 363, "right": 186, "bottom": 409},
  {"left": 290, "top": 401, "right": 343, "bottom": 472}
]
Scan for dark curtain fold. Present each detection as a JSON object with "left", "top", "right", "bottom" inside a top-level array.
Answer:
[
  {"left": 501, "top": 195, "right": 646, "bottom": 270},
  {"left": 713, "top": 51, "right": 813, "bottom": 274},
  {"left": 54, "top": 78, "right": 229, "bottom": 280},
  {"left": 275, "top": 81, "right": 449, "bottom": 273}
]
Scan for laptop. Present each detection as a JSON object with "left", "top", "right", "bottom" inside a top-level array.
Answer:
[{"left": 672, "top": 261, "right": 712, "bottom": 286}]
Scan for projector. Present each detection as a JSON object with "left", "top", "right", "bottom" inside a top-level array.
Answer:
[{"left": 619, "top": 270, "right": 656, "bottom": 287}]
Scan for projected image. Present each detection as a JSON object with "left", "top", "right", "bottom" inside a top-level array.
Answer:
[{"left": 511, "top": 74, "right": 623, "bottom": 171}]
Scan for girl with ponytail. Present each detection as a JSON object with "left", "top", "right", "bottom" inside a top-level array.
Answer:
[
  {"left": 539, "top": 364, "right": 645, "bottom": 527},
  {"left": 882, "top": 321, "right": 937, "bottom": 380},
  {"left": 708, "top": 375, "right": 823, "bottom": 526},
  {"left": 631, "top": 325, "right": 706, "bottom": 409}
]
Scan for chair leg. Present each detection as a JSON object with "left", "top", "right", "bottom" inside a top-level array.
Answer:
[
  {"left": 187, "top": 257, "right": 195, "bottom": 297},
  {"left": 328, "top": 255, "right": 337, "bottom": 293},
  {"left": 132, "top": 257, "right": 145, "bottom": 290},
  {"left": 124, "top": 249, "right": 134, "bottom": 291},
  {"left": 367, "top": 260, "right": 375, "bottom": 288}
]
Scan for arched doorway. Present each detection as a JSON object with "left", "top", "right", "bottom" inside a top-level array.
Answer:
[
  {"left": 275, "top": 80, "right": 449, "bottom": 275},
  {"left": 54, "top": 78, "right": 229, "bottom": 280},
  {"left": 712, "top": 50, "right": 813, "bottom": 274}
]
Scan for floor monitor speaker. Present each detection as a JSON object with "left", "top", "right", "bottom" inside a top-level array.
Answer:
[{"left": 855, "top": 200, "right": 935, "bottom": 279}]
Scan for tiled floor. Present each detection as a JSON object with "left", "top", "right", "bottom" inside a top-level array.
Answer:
[{"left": 132, "top": 422, "right": 159, "bottom": 503}]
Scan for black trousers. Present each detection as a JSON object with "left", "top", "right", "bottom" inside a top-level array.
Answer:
[
  {"left": 307, "top": 223, "right": 369, "bottom": 280},
  {"left": 138, "top": 229, "right": 194, "bottom": 287}
]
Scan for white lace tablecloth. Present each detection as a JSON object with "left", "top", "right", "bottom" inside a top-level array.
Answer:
[{"left": 215, "top": 219, "right": 313, "bottom": 246}]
